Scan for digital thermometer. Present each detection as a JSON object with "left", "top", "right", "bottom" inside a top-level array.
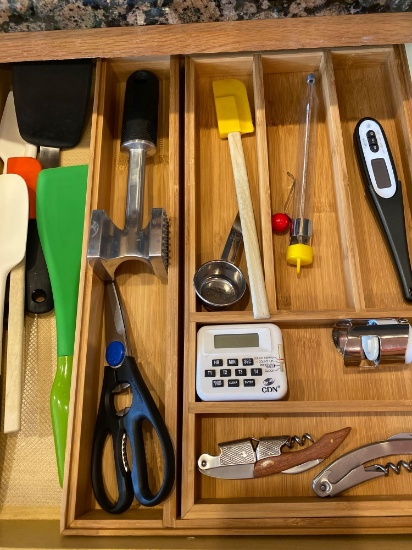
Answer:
[
  {"left": 196, "top": 323, "right": 288, "bottom": 401},
  {"left": 354, "top": 117, "right": 412, "bottom": 302}
]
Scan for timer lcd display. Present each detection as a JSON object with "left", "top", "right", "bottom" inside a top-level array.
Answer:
[{"left": 214, "top": 333, "right": 259, "bottom": 348}]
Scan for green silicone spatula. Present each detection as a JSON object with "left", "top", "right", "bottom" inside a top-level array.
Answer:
[{"left": 36, "top": 164, "right": 88, "bottom": 486}]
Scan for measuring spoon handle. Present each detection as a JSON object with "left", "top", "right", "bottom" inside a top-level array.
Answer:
[{"left": 220, "top": 214, "right": 243, "bottom": 264}]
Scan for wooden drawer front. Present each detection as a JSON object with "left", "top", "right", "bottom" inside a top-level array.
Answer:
[
  {"left": 62, "top": 56, "right": 180, "bottom": 534},
  {"left": 182, "top": 45, "right": 412, "bottom": 533}
]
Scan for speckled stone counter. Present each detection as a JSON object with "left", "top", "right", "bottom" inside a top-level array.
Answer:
[{"left": 0, "top": 0, "right": 411, "bottom": 33}]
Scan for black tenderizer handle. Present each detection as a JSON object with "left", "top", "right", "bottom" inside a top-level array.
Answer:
[{"left": 121, "top": 70, "right": 159, "bottom": 148}]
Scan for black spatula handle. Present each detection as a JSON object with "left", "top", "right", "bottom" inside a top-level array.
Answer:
[
  {"left": 26, "top": 219, "right": 54, "bottom": 314},
  {"left": 121, "top": 70, "right": 159, "bottom": 147}
]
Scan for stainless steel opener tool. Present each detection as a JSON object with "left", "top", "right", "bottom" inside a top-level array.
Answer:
[
  {"left": 332, "top": 318, "right": 412, "bottom": 367},
  {"left": 87, "top": 70, "right": 168, "bottom": 281},
  {"left": 313, "top": 433, "right": 412, "bottom": 497},
  {"left": 198, "top": 427, "right": 351, "bottom": 479}
]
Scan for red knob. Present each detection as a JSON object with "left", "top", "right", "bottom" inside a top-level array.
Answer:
[{"left": 272, "top": 212, "right": 291, "bottom": 234}]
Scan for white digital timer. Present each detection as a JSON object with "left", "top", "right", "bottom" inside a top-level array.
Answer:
[{"left": 196, "top": 323, "right": 288, "bottom": 401}]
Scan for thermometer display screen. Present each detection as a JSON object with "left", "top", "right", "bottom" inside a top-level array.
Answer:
[
  {"left": 371, "top": 158, "right": 391, "bottom": 189},
  {"left": 214, "top": 333, "right": 259, "bottom": 349}
]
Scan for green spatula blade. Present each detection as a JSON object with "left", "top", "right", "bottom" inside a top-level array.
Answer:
[{"left": 36, "top": 164, "right": 88, "bottom": 485}]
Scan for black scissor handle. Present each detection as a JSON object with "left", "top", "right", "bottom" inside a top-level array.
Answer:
[
  {"left": 120, "top": 355, "right": 175, "bottom": 507},
  {"left": 91, "top": 366, "right": 135, "bottom": 514}
]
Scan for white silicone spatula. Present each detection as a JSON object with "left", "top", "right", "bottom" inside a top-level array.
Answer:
[
  {"left": 0, "top": 92, "right": 38, "bottom": 433},
  {"left": 0, "top": 93, "right": 37, "bottom": 169},
  {"left": 0, "top": 174, "right": 28, "bottom": 376}
]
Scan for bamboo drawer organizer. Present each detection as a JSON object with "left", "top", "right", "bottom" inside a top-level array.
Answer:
[
  {"left": 181, "top": 45, "right": 412, "bottom": 533},
  {"left": 1, "top": 15, "right": 412, "bottom": 545}
]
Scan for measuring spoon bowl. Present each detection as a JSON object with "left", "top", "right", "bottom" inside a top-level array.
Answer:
[{"left": 193, "top": 259, "right": 246, "bottom": 311}]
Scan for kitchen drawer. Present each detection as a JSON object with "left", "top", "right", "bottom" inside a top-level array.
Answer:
[{"left": 0, "top": 14, "right": 412, "bottom": 546}]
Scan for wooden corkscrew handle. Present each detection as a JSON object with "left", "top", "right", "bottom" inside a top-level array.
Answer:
[{"left": 253, "top": 427, "right": 352, "bottom": 478}]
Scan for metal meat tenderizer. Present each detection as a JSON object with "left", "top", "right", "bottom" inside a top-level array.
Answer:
[{"left": 88, "top": 70, "right": 169, "bottom": 281}]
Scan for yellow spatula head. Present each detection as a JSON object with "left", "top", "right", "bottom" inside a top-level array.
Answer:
[{"left": 212, "top": 79, "right": 254, "bottom": 138}]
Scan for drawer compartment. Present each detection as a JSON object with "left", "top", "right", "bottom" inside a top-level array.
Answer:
[
  {"left": 0, "top": 64, "right": 94, "bottom": 524},
  {"left": 62, "top": 56, "right": 180, "bottom": 533},
  {"left": 331, "top": 47, "right": 412, "bottom": 309}
]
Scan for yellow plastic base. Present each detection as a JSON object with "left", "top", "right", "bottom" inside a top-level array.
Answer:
[{"left": 286, "top": 243, "right": 313, "bottom": 274}]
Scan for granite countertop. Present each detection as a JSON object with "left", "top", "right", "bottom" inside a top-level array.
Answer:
[{"left": 0, "top": 0, "right": 411, "bottom": 33}]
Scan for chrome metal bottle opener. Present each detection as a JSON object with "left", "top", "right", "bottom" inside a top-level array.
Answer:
[
  {"left": 198, "top": 427, "right": 351, "bottom": 479},
  {"left": 332, "top": 318, "right": 412, "bottom": 367},
  {"left": 313, "top": 433, "right": 412, "bottom": 497}
]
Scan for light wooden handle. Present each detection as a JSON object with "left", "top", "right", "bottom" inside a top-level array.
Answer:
[
  {"left": 253, "top": 427, "right": 352, "bottom": 478},
  {"left": 227, "top": 131, "right": 270, "bottom": 319},
  {"left": 3, "top": 258, "right": 26, "bottom": 433}
]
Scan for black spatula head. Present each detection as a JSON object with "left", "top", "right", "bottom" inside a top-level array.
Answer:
[{"left": 12, "top": 59, "right": 93, "bottom": 149}]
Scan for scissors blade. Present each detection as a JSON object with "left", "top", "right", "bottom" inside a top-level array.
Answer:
[{"left": 104, "top": 281, "right": 129, "bottom": 352}]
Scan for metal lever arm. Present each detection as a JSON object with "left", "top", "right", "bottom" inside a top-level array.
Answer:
[{"left": 313, "top": 433, "right": 412, "bottom": 497}]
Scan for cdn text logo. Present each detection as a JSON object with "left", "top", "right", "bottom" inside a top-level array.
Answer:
[{"left": 261, "top": 378, "right": 280, "bottom": 393}]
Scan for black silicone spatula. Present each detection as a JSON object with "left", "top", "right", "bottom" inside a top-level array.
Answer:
[{"left": 12, "top": 59, "right": 93, "bottom": 168}]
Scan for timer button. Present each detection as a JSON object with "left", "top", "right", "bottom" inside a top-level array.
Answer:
[
  {"left": 251, "top": 368, "right": 262, "bottom": 376},
  {"left": 220, "top": 369, "right": 231, "bottom": 377},
  {"left": 212, "top": 359, "right": 223, "bottom": 367},
  {"left": 242, "top": 358, "right": 254, "bottom": 366},
  {"left": 244, "top": 379, "right": 255, "bottom": 387},
  {"left": 205, "top": 370, "right": 215, "bottom": 377},
  {"left": 235, "top": 368, "right": 247, "bottom": 376},
  {"left": 227, "top": 358, "right": 238, "bottom": 366}
]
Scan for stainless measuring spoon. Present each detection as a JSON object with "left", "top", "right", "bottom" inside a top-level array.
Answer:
[{"left": 193, "top": 214, "right": 246, "bottom": 310}]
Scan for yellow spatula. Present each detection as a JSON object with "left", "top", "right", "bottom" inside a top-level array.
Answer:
[{"left": 212, "top": 79, "right": 270, "bottom": 319}]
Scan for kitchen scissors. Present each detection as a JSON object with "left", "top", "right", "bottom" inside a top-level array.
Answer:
[{"left": 91, "top": 280, "right": 175, "bottom": 513}]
